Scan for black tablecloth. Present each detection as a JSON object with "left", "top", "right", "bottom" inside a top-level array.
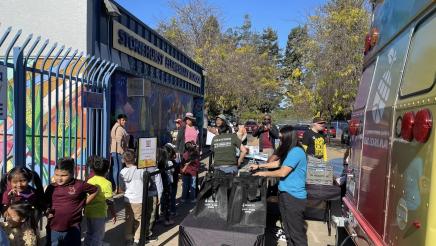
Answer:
[
  {"left": 179, "top": 214, "right": 265, "bottom": 246},
  {"left": 305, "top": 183, "right": 341, "bottom": 237},
  {"left": 307, "top": 183, "right": 341, "bottom": 201}
]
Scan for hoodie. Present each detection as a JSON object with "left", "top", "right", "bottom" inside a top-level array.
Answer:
[{"left": 120, "top": 165, "right": 163, "bottom": 204}]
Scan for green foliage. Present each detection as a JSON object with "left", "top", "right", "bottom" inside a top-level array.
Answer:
[
  {"left": 158, "top": 2, "right": 281, "bottom": 117},
  {"left": 282, "top": 26, "right": 308, "bottom": 80},
  {"left": 300, "top": 0, "right": 370, "bottom": 120},
  {"left": 158, "top": 0, "right": 369, "bottom": 121}
]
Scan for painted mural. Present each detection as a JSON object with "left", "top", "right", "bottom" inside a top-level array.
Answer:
[
  {"left": 111, "top": 72, "right": 193, "bottom": 146},
  {"left": 0, "top": 59, "right": 87, "bottom": 184}
]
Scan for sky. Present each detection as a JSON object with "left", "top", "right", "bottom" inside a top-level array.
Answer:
[{"left": 114, "top": 0, "right": 326, "bottom": 50}]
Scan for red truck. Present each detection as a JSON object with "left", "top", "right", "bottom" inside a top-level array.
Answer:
[{"left": 336, "top": 1, "right": 436, "bottom": 246}]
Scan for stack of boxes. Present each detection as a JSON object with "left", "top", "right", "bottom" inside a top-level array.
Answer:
[{"left": 306, "top": 160, "right": 333, "bottom": 185}]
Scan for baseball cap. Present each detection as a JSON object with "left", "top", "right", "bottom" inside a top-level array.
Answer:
[
  {"left": 184, "top": 112, "right": 196, "bottom": 121},
  {"left": 312, "top": 117, "right": 326, "bottom": 124},
  {"left": 216, "top": 114, "right": 227, "bottom": 121}
]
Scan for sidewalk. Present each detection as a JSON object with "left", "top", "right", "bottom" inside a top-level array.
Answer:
[
  {"left": 35, "top": 137, "right": 343, "bottom": 245},
  {"left": 99, "top": 141, "right": 345, "bottom": 246}
]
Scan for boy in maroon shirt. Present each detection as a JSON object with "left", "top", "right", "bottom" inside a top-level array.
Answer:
[{"left": 45, "top": 158, "right": 98, "bottom": 246}]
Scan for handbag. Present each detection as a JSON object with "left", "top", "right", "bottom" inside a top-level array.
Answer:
[
  {"left": 228, "top": 175, "right": 267, "bottom": 227},
  {"left": 194, "top": 170, "right": 233, "bottom": 221}
]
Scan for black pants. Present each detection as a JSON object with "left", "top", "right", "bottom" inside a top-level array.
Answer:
[{"left": 279, "top": 192, "right": 307, "bottom": 246}]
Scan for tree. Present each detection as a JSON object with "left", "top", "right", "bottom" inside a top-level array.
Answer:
[
  {"left": 157, "top": 0, "right": 219, "bottom": 57},
  {"left": 282, "top": 26, "right": 308, "bottom": 81},
  {"left": 157, "top": 0, "right": 282, "bottom": 118},
  {"left": 259, "top": 27, "right": 280, "bottom": 63},
  {"left": 301, "top": 0, "right": 370, "bottom": 120}
]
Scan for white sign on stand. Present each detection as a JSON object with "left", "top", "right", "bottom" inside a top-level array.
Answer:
[
  {"left": 0, "top": 65, "right": 7, "bottom": 120},
  {"left": 137, "top": 137, "right": 157, "bottom": 169}
]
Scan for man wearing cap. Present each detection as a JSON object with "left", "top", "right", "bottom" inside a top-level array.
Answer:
[
  {"left": 253, "top": 114, "right": 279, "bottom": 157},
  {"left": 302, "top": 117, "right": 328, "bottom": 162},
  {"left": 175, "top": 112, "right": 199, "bottom": 154}
]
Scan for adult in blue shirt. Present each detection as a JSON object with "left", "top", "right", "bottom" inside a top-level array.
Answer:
[{"left": 250, "top": 125, "right": 307, "bottom": 246}]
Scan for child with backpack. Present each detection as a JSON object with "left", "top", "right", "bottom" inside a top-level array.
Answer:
[
  {"left": 157, "top": 147, "right": 175, "bottom": 226},
  {"left": 181, "top": 141, "right": 200, "bottom": 203},
  {"left": 164, "top": 143, "right": 179, "bottom": 216}
]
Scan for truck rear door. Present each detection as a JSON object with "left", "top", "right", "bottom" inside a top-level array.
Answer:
[{"left": 359, "top": 29, "right": 410, "bottom": 238}]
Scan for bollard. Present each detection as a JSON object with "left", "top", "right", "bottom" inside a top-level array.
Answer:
[{"left": 139, "top": 171, "right": 151, "bottom": 246}]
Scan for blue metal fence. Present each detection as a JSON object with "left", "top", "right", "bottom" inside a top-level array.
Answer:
[{"left": 0, "top": 25, "right": 117, "bottom": 184}]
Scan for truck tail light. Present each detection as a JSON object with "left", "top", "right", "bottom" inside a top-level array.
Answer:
[
  {"left": 413, "top": 109, "right": 432, "bottom": 143},
  {"left": 349, "top": 120, "right": 356, "bottom": 135},
  {"left": 401, "top": 112, "right": 415, "bottom": 141},
  {"left": 349, "top": 119, "right": 360, "bottom": 136}
]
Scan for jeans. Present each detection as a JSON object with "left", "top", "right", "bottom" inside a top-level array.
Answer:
[
  {"left": 170, "top": 166, "right": 180, "bottom": 213},
  {"left": 50, "top": 226, "right": 81, "bottom": 246},
  {"left": 279, "top": 192, "right": 307, "bottom": 246},
  {"left": 84, "top": 217, "right": 106, "bottom": 246},
  {"left": 215, "top": 165, "right": 238, "bottom": 174},
  {"left": 160, "top": 184, "right": 172, "bottom": 221},
  {"left": 181, "top": 175, "right": 196, "bottom": 200},
  {"left": 111, "top": 152, "right": 122, "bottom": 190}
]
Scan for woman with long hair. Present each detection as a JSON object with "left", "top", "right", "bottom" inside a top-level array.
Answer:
[{"left": 250, "top": 125, "right": 308, "bottom": 246}]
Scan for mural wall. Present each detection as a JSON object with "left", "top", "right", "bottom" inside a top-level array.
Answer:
[
  {"left": 0, "top": 60, "right": 87, "bottom": 184},
  {"left": 111, "top": 72, "right": 193, "bottom": 146}
]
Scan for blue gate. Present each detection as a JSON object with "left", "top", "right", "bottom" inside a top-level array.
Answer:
[{"left": 0, "top": 26, "right": 117, "bottom": 184}]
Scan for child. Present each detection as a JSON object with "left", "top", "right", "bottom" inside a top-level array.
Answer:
[
  {"left": 45, "top": 158, "right": 98, "bottom": 246},
  {"left": 1, "top": 167, "right": 44, "bottom": 214},
  {"left": 181, "top": 141, "right": 200, "bottom": 203},
  {"left": 84, "top": 156, "right": 117, "bottom": 246},
  {"left": 120, "top": 149, "right": 162, "bottom": 245},
  {"left": 1, "top": 202, "right": 38, "bottom": 246},
  {"left": 164, "top": 143, "right": 179, "bottom": 216},
  {"left": 157, "top": 148, "right": 174, "bottom": 226}
]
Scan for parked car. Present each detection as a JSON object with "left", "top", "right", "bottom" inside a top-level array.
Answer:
[
  {"left": 293, "top": 124, "right": 309, "bottom": 140},
  {"left": 341, "top": 126, "right": 350, "bottom": 145},
  {"left": 244, "top": 120, "right": 258, "bottom": 133},
  {"left": 323, "top": 126, "right": 337, "bottom": 138}
]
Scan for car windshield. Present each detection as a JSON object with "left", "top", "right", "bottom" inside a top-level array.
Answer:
[{"left": 294, "top": 125, "right": 308, "bottom": 131}]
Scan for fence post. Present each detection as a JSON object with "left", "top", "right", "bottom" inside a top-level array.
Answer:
[
  {"left": 139, "top": 170, "right": 150, "bottom": 246},
  {"left": 102, "top": 75, "right": 111, "bottom": 158},
  {"left": 13, "top": 47, "right": 26, "bottom": 167}
]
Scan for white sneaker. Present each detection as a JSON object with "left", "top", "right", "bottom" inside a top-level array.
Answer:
[
  {"left": 278, "top": 234, "right": 287, "bottom": 242},
  {"left": 275, "top": 228, "right": 284, "bottom": 237}
]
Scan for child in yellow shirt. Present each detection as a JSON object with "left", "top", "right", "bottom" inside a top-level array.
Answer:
[{"left": 84, "top": 156, "right": 116, "bottom": 245}]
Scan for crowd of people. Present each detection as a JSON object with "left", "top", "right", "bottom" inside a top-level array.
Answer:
[{"left": 0, "top": 109, "right": 331, "bottom": 246}]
